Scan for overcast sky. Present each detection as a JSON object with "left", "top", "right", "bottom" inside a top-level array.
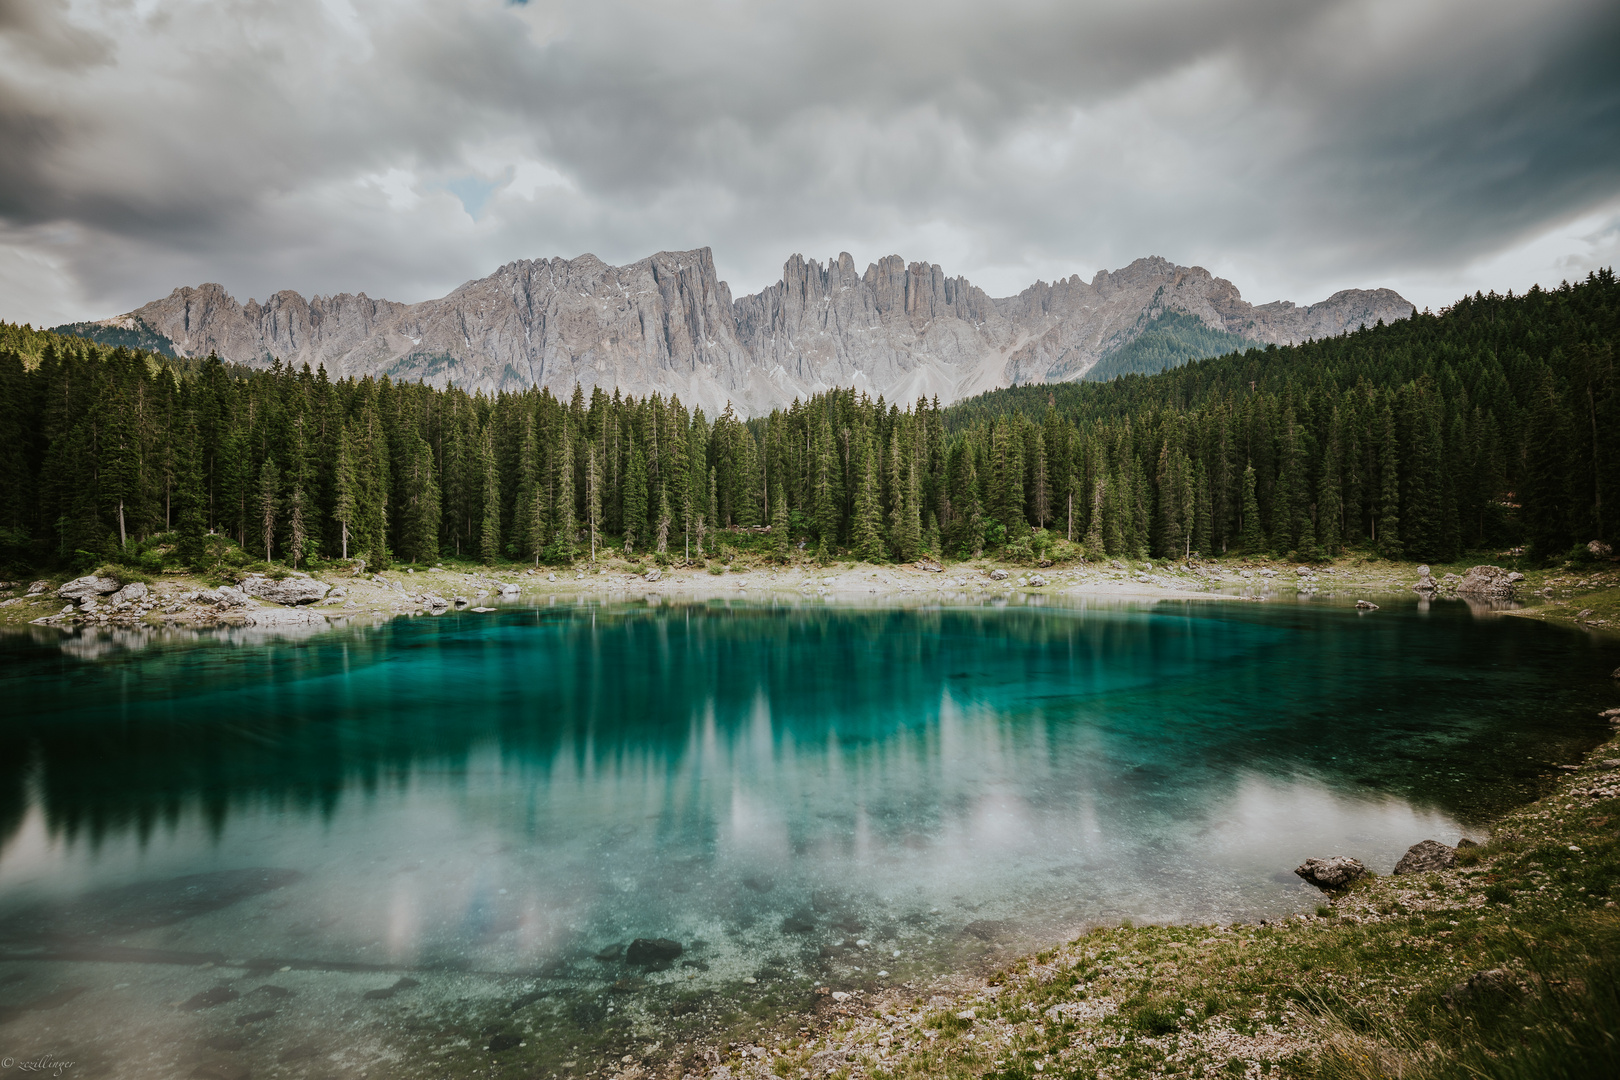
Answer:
[{"left": 1, "top": 0, "right": 1617, "bottom": 326}]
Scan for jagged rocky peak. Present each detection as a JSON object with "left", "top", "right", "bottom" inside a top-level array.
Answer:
[{"left": 102, "top": 250, "right": 1414, "bottom": 415}]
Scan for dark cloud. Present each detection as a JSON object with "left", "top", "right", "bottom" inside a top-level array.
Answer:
[{"left": 0, "top": 0, "right": 1616, "bottom": 324}]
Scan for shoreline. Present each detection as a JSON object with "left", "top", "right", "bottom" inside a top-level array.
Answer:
[
  {"left": 680, "top": 719, "right": 1620, "bottom": 1080},
  {"left": 7, "top": 552, "right": 1603, "bottom": 636}
]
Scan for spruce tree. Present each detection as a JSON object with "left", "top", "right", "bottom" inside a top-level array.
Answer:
[
  {"left": 852, "top": 437, "right": 886, "bottom": 562},
  {"left": 1085, "top": 476, "right": 1105, "bottom": 554},
  {"left": 553, "top": 419, "right": 576, "bottom": 562},
  {"left": 287, "top": 487, "right": 307, "bottom": 568},
  {"left": 769, "top": 480, "right": 789, "bottom": 560},
  {"left": 1523, "top": 370, "right": 1573, "bottom": 559},
  {"left": 1240, "top": 463, "right": 1264, "bottom": 552},
  {"left": 1318, "top": 407, "right": 1343, "bottom": 557},
  {"left": 258, "top": 457, "right": 279, "bottom": 562},
  {"left": 517, "top": 413, "right": 545, "bottom": 563},
  {"left": 1192, "top": 460, "right": 1212, "bottom": 557},
  {"left": 480, "top": 425, "right": 501, "bottom": 564},
  {"left": 1377, "top": 403, "right": 1403, "bottom": 559},
  {"left": 655, "top": 484, "right": 672, "bottom": 556},
  {"left": 400, "top": 433, "right": 440, "bottom": 564},
  {"left": 624, "top": 439, "right": 648, "bottom": 554},
  {"left": 587, "top": 440, "right": 602, "bottom": 564}
]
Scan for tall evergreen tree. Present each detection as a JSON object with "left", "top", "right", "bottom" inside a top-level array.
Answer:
[{"left": 258, "top": 457, "right": 279, "bottom": 561}]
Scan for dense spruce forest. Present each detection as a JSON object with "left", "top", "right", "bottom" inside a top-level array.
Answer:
[{"left": 0, "top": 270, "right": 1614, "bottom": 577}]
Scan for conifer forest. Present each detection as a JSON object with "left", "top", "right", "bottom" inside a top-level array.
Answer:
[{"left": 0, "top": 269, "right": 1614, "bottom": 577}]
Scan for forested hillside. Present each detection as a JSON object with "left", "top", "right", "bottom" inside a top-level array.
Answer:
[
  {"left": 1082, "top": 310, "right": 1256, "bottom": 382},
  {"left": 0, "top": 270, "right": 1614, "bottom": 576}
]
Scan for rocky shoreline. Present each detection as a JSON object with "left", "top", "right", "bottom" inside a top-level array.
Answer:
[
  {"left": 0, "top": 553, "right": 1562, "bottom": 635},
  {"left": 675, "top": 716, "right": 1620, "bottom": 1080}
]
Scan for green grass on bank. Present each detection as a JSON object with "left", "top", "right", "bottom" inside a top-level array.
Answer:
[{"left": 748, "top": 734, "right": 1620, "bottom": 1080}]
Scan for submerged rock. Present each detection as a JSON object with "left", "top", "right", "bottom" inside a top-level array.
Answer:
[
  {"left": 1294, "top": 856, "right": 1368, "bottom": 891},
  {"left": 181, "top": 985, "right": 240, "bottom": 1010},
  {"left": 625, "top": 937, "right": 683, "bottom": 965},
  {"left": 1394, "top": 839, "right": 1457, "bottom": 874},
  {"left": 1355, "top": 600, "right": 1379, "bottom": 610},
  {"left": 781, "top": 911, "right": 816, "bottom": 934}
]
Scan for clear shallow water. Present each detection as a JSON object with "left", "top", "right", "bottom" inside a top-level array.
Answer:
[{"left": 0, "top": 596, "right": 1614, "bottom": 1077}]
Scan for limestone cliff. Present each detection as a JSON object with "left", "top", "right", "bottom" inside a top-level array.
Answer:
[{"left": 103, "top": 249, "right": 1412, "bottom": 416}]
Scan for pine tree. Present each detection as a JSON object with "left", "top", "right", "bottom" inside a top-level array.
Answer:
[
  {"left": 174, "top": 409, "right": 208, "bottom": 567},
  {"left": 852, "top": 434, "right": 886, "bottom": 561},
  {"left": 892, "top": 451, "right": 922, "bottom": 561},
  {"left": 1031, "top": 429, "right": 1050, "bottom": 529},
  {"left": 287, "top": 487, "right": 307, "bottom": 568},
  {"left": 552, "top": 418, "right": 576, "bottom": 562},
  {"left": 587, "top": 439, "right": 602, "bottom": 564},
  {"left": 1240, "top": 463, "right": 1264, "bottom": 553},
  {"left": 1377, "top": 402, "right": 1403, "bottom": 559},
  {"left": 1318, "top": 407, "right": 1344, "bottom": 557},
  {"left": 813, "top": 419, "right": 839, "bottom": 550},
  {"left": 1085, "top": 476, "right": 1105, "bottom": 554},
  {"left": 399, "top": 432, "right": 440, "bottom": 564},
  {"left": 333, "top": 420, "right": 356, "bottom": 561},
  {"left": 769, "top": 480, "right": 789, "bottom": 560},
  {"left": 517, "top": 413, "right": 545, "bottom": 563},
  {"left": 258, "top": 457, "right": 279, "bottom": 562},
  {"left": 1523, "top": 370, "right": 1573, "bottom": 558},
  {"left": 480, "top": 425, "right": 501, "bottom": 564},
  {"left": 655, "top": 484, "right": 672, "bottom": 556},
  {"left": 1192, "top": 460, "right": 1212, "bottom": 557},
  {"left": 707, "top": 467, "right": 719, "bottom": 556},
  {"left": 624, "top": 438, "right": 648, "bottom": 554}
]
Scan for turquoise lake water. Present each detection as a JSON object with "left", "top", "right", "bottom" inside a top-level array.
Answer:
[{"left": 0, "top": 595, "right": 1614, "bottom": 1076}]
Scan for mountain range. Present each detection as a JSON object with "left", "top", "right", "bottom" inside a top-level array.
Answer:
[{"left": 63, "top": 250, "right": 1413, "bottom": 416}]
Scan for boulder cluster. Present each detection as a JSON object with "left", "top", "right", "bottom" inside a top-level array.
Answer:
[{"left": 1412, "top": 564, "right": 1524, "bottom": 598}]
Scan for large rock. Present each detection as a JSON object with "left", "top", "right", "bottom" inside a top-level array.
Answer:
[
  {"left": 624, "top": 937, "right": 683, "bottom": 965},
  {"left": 1456, "top": 565, "right": 1521, "bottom": 598},
  {"left": 1412, "top": 565, "right": 1438, "bottom": 592},
  {"left": 1393, "top": 839, "right": 1456, "bottom": 875},
  {"left": 109, "top": 581, "right": 148, "bottom": 605},
  {"left": 57, "top": 575, "right": 121, "bottom": 601},
  {"left": 214, "top": 585, "right": 250, "bottom": 608},
  {"left": 104, "top": 252, "right": 1413, "bottom": 417},
  {"left": 240, "top": 575, "right": 330, "bottom": 606},
  {"left": 1294, "top": 856, "right": 1368, "bottom": 891}
]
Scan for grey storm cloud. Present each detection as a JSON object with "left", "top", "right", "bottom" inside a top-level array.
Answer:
[{"left": 0, "top": 0, "right": 1617, "bottom": 324}]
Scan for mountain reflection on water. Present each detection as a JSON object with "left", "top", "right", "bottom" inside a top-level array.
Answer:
[{"left": 0, "top": 597, "right": 1613, "bottom": 1078}]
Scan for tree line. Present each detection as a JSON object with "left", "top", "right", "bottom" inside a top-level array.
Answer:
[{"left": 0, "top": 268, "right": 1613, "bottom": 575}]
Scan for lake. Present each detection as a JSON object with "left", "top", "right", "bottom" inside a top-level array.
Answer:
[{"left": 0, "top": 595, "right": 1613, "bottom": 1077}]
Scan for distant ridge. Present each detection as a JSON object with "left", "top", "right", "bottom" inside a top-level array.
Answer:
[{"left": 68, "top": 251, "right": 1413, "bottom": 416}]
